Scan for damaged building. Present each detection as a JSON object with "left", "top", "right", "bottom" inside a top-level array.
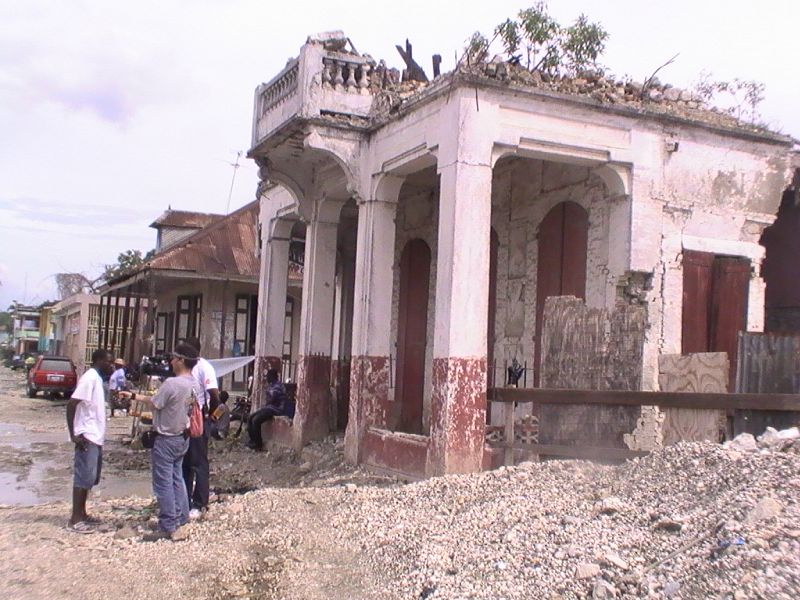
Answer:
[{"left": 249, "top": 32, "right": 798, "bottom": 478}]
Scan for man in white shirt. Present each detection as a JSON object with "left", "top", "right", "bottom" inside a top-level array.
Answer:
[
  {"left": 182, "top": 337, "right": 220, "bottom": 518},
  {"left": 66, "top": 349, "right": 113, "bottom": 533}
]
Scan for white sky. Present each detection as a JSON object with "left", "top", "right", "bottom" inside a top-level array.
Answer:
[{"left": 1, "top": 0, "right": 798, "bottom": 309}]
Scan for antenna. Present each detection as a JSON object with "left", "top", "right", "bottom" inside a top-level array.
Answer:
[{"left": 225, "top": 151, "right": 243, "bottom": 214}]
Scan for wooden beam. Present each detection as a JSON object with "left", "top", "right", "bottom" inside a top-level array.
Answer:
[
  {"left": 488, "top": 442, "right": 648, "bottom": 461},
  {"left": 489, "top": 387, "right": 800, "bottom": 412}
]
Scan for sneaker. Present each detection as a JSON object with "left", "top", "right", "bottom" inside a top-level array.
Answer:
[
  {"left": 171, "top": 525, "right": 191, "bottom": 541},
  {"left": 188, "top": 508, "right": 203, "bottom": 521},
  {"left": 142, "top": 529, "right": 173, "bottom": 542}
]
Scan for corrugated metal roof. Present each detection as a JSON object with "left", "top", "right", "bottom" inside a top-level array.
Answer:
[
  {"left": 149, "top": 209, "right": 225, "bottom": 229},
  {"left": 145, "top": 201, "right": 260, "bottom": 279}
]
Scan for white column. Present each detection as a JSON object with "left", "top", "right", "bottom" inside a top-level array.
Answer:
[
  {"left": 428, "top": 159, "right": 493, "bottom": 475},
  {"left": 344, "top": 185, "right": 399, "bottom": 463}
]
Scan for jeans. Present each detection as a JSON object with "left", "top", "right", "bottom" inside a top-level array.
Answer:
[
  {"left": 182, "top": 421, "right": 210, "bottom": 510},
  {"left": 73, "top": 441, "right": 102, "bottom": 489},
  {"left": 151, "top": 434, "right": 190, "bottom": 533}
]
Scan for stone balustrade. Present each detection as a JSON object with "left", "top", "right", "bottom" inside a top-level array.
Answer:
[
  {"left": 321, "top": 52, "right": 373, "bottom": 94},
  {"left": 258, "top": 59, "right": 299, "bottom": 117}
]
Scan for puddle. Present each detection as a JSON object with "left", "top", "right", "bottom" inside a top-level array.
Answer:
[
  {"left": 0, "top": 422, "right": 66, "bottom": 449},
  {"left": 0, "top": 421, "right": 153, "bottom": 506}
]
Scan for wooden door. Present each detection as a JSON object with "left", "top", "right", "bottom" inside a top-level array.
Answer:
[
  {"left": 535, "top": 202, "right": 589, "bottom": 385},
  {"left": 395, "top": 239, "right": 431, "bottom": 434},
  {"left": 681, "top": 251, "right": 715, "bottom": 354},
  {"left": 681, "top": 250, "right": 750, "bottom": 390},
  {"left": 711, "top": 257, "right": 750, "bottom": 390}
]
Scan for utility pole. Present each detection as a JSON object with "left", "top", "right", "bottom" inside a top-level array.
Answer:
[{"left": 225, "top": 151, "right": 243, "bottom": 214}]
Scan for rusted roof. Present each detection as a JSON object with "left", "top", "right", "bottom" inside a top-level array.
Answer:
[
  {"left": 144, "top": 201, "right": 260, "bottom": 279},
  {"left": 149, "top": 209, "right": 225, "bottom": 229}
]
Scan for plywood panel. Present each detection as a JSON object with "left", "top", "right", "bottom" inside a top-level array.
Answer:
[{"left": 659, "top": 353, "right": 728, "bottom": 445}]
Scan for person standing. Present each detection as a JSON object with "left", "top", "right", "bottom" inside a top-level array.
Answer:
[
  {"left": 108, "top": 358, "right": 129, "bottom": 417},
  {"left": 66, "top": 349, "right": 113, "bottom": 533},
  {"left": 182, "top": 336, "right": 219, "bottom": 519},
  {"left": 133, "top": 343, "right": 201, "bottom": 542}
]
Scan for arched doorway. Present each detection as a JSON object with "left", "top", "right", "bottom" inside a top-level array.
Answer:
[
  {"left": 395, "top": 238, "right": 431, "bottom": 434},
  {"left": 535, "top": 201, "right": 589, "bottom": 385}
]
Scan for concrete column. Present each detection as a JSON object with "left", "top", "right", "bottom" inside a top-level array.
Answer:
[
  {"left": 253, "top": 218, "right": 292, "bottom": 409},
  {"left": 293, "top": 214, "right": 339, "bottom": 448},
  {"left": 427, "top": 160, "right": 493, "bottom": 476},
  {"left": 344, "top": 180, "right": 400, "bottom": 464}
]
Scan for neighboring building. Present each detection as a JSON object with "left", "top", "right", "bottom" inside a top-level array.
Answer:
[
  {"left": 102, "top": 201, "right": 278, "bottom": 390},
  {"left": 249, "top": 33, "right": 797, "bottom": 478},
  {"left": 10, "top": 304, "right": 41, "bottom": 354},
  {"left": 51, "top": 293, "right": 100, "bottom": 373},
  {"left": 37, "top": 304, "right": 55, "bottom": 353},
  {"left": 150, "top": 209, "right": 224, "bottom": 252},
  {"left": 51, "top": 293, "right": 147, "bottom": 373}
]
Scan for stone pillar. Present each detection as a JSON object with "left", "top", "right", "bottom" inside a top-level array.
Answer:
[
  {"left": 427, "top": 160, "right": 493, "bottom": 476},
  {"left": 253, "top": 217, "right": 292, "bottom": 409},
  {"left": 293, "top": 214, "right": 339, "bottom": 448},
  {"left": 344, "top": 179, "right": 401, "bottom": 464}
]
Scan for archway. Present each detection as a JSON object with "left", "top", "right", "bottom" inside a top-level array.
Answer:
[
  {"left": 534, "top": 201, "right": 589, "bottom": 385},
  {"left": 394, "top": 238, "right": 432, "bottom": 434},
  {"left": 761, "top": 188, "right": 800, "bottom": 333}
]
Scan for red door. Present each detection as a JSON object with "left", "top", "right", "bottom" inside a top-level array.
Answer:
[
  {"left": 535, "top": 202, "right": 589, "bottom": 385},
  {"left": 395, "top": 239, "right": 431, "bottom": 434},
  {"left": 682, "top": 250, "right": 750, "bottom": 390}
]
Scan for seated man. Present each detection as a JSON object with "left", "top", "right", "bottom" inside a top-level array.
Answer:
[{"left": 246, "top": 369, "right": 294, "bottom": 451}]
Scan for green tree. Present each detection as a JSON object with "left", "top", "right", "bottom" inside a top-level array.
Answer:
[{"left": 102, "top": 249, "right": 155, "bottom": 282}]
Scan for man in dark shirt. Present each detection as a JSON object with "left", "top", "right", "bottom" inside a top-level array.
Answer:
[{"left": 246, "top": 369, "right": 294, "bottom": 451}]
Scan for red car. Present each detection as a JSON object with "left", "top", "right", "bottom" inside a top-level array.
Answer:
[{"left": 27, "top": 356, "right": 78, "bottom": 399}]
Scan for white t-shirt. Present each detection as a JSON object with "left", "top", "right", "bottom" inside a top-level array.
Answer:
[
  {"left": 191, "top": 357, "right": 218, "bottom": 408},
  {"left": 72, "top": 368, "right": 106, "bottom": 446}
]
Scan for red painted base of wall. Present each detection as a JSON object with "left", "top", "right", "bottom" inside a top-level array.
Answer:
[
  {"left": 361, "top": 428, "right": 428, "bottom": 479},
  {"left": 428, "top": 357, "right": 487, "bottom": 476},
  {"left": 293, "top": 354, "right": 332, "bottom": 448},
  {"left": 260, "top": 416, "right": 294, "bottom": 448},
  {"left": 344, "top": 356, "right": 390, "bottom": 464}
]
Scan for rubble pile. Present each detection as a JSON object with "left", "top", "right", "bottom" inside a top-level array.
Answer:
[
  {"left": 329, "top": 435, "right": 800, "bottom": 599},
  {"left": 366, "top": 57, "right": 770, "bottom": 135},
  {"left": 2, "top": 431, "right": 798, "bottom": 599}
]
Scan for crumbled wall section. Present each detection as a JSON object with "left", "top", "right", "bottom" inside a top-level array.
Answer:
[{"left": 538, "top": 296, "right": 646, "bottom": 448}]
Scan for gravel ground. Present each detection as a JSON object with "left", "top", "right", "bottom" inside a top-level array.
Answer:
[{"left": 1, "top": 365, "right": 798, "bottom": 599}]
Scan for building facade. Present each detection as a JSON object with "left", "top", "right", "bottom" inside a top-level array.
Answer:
[{"left": 249, "top": 34, "right": 797, "bottom": 477}]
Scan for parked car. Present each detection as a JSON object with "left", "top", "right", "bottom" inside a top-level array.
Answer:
[{"left": 27, "top": 356, "right": 77, "bottom": 398}]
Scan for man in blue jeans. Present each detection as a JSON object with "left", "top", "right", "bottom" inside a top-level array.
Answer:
[{"left": 136, "top": 343, "right": 202, "bottom": 542}]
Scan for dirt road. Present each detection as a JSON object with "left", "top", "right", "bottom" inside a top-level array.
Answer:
[{"left": 0, "top": 365, "right": 396, "bottom": 600}]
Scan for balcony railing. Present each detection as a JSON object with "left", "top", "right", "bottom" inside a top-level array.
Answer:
[
  {"left": 258, "top": 59, "right": 299, "bottom": 118},
  {"left": 252, "top": 43, "right": 377, "bottom": 148}
]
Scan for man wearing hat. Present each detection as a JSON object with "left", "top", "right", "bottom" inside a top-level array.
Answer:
[{"left": 108, "top": 358, "right": 130, "bottom": 417}]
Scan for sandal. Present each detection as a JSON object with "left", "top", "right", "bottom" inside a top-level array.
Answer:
[
  {"left": 68, "top": 521, "right": 96, "bottom": 534},
  {"left": 83, "top": 515, "right": 102, "bottom": 524}
]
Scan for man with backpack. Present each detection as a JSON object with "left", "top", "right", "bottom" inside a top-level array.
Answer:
[{"left": 182, "top": 336, "right": 220, "bottom": 520}]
